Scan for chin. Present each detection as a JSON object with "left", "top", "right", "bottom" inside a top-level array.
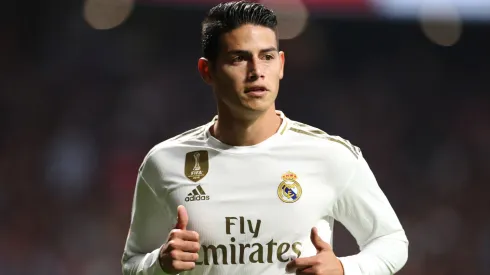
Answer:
[
  {"left": 242, "top": 94, "right": 276, "bottom": 110},
  {"left": 242, "top": 101, "right": 273, "bottom": 112}
]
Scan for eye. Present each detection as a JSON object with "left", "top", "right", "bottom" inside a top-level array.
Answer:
[
  {"left": 264, "top": 54, "right": 275, "bottom": 60},
  {"left": 232, "top": 56, "right": 245, "bottom": 63}
]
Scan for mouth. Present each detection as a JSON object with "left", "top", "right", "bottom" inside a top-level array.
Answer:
[{"left": 245, "top": 86, "right": 268, "bottom": 94}]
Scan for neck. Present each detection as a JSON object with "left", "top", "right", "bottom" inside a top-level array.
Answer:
[{"left": 211, "top": 105, "right": 282, "bottom": 146}]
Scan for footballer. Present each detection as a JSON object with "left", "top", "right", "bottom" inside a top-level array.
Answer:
[{"left": 122, "top": 1, "right": 409, "bottom": 275}]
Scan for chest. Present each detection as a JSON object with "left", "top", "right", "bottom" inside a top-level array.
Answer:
[{"left": 162, "top": 151, "right": 337, "bottom": 240}]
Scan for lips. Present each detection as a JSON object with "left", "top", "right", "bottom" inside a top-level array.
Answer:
[{"left": 245, "top": 86, "right": 267, "bottom": 93}]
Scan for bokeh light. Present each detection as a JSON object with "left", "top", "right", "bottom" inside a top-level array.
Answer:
[
  {"left": 419, "top": 0, "right": 462, "bottom": 46},
  {"left": 260, "top": 0, "right": 309, "bottom": 40},
  {"left": 83, "top": 0, "right": 134, "bottom": 30}
]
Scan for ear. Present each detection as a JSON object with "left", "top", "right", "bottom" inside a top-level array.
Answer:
[
  {"left": 278, "top": 51, "right": 285, "bottom": 80},
  {"left": 198, "top": 57, "right": 213, "bottom": 85}
]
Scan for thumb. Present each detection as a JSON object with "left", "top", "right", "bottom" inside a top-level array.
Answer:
[
  {"left": 310, "top": 227, "right": 331, "bottom": 252},
  {"left": 175, "top": 205, "right": 188, "bottom": 230}
]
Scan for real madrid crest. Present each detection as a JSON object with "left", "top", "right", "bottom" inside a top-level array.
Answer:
[{"left": 277, "top": 171, "right": 302, "bottom": 203}]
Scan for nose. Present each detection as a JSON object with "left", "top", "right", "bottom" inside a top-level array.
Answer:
[{"left": 247, "top": 57, "right": 264, "bottom": 81}]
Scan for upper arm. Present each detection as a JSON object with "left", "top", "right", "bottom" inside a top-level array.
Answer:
[
  {"left": 122, "top": 157, "right": 174, "bottom": 262},
  {"left": 332, "top": 155, "right": 407, "bottom": 249}
]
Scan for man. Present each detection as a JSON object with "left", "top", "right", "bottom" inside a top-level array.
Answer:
[{"left": 121, "top": 1, "right": 409, "bottom": 275}]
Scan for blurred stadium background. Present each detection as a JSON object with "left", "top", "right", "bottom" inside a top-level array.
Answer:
[{"left": 1, "top": 0, "right": 489, "bottom": 274}]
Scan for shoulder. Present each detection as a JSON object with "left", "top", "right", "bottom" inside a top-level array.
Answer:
[
  {"left": 286, "top": 119, "right": 362, "bottom": 160},
  {"left": 283, "top": 119, "right": 366, "bottom": 191},
  {"left": 153, "top": 124, "right": 208, "bottom": 151}
]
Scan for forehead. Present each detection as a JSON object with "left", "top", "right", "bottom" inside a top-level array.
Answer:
[{"left": 219, "top": 24, "right": 277, "bottom": 52}]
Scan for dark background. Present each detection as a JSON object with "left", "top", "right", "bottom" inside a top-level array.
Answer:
[{"left": 1, "top": 1, "right": 489, "bottom": 274}]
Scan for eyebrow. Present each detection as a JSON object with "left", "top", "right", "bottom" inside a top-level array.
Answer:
[{"left": 226, "top": 47, "right": 278, "bottom": 55}]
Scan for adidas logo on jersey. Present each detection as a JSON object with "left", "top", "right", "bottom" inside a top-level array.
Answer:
[{"left": 185, "top": 185, "right": 210, "bottom": 202}]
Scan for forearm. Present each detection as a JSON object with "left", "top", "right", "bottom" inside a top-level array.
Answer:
[
  {"left": 122, "top": 248, "right": 168, "bottom": 275},
  {"left": 339, "top": 230, "right": 408, "bottom": 275}
]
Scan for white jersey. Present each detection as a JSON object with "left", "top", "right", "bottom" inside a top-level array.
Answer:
[{"left": 122, "top": 111, "right": 408, "bottom": 275}]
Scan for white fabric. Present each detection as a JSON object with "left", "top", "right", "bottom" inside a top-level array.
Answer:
[{"left": 122, "top": 111, "right": 408, "bottom": 275}]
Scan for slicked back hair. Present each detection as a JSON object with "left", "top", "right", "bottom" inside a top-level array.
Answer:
[{"left": 201, "top": 1, "right": 278, "bottom": 64}]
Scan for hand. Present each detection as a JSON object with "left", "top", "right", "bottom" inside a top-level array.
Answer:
[
  {"left": 159, "top": 205, "right": 200, "bottom": 274},
  {"left": 286, "top": 227, "right": 344, "bottom": 275}
]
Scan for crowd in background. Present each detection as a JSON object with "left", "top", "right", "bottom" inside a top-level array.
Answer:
[{"left": 1, "top": 2, "right": 489, "bottom": 275}]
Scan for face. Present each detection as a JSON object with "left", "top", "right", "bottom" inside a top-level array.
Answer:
[{"left": 199, "top": 24, "right": 285, "bottom": 115}]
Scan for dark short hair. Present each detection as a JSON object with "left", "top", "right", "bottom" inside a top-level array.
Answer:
[{"left": 201, "top": 1, "right": 278, "bottom": 63}]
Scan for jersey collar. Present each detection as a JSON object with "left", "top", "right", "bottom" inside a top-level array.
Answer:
[{"left": 205, "top": 110, "right": 289, "bottom": 152}]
